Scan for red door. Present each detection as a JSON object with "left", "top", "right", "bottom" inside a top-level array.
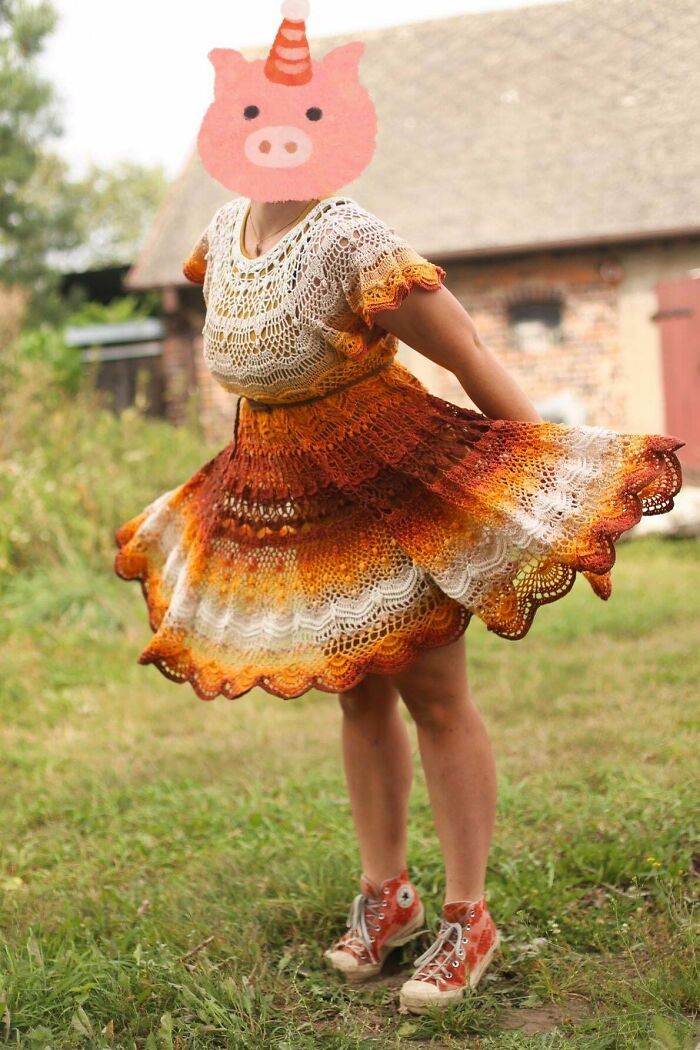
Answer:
[{"left": 656, "top": 276, "right": 700, "bottom": 474}]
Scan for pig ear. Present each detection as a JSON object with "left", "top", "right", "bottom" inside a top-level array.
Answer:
[
  {"left": 208, "top": 48, "right": 248, "bottom": 97},
  {"left": 321, "top": 41, "right": 366, "bottom": 81}
]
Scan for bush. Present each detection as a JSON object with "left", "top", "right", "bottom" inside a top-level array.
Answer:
[
  {"left": 15, "top": 324, "right": 83, "bottom": 394},
  {"left": 10, "top": 292, "right": 163, "bottom": 397},
  {"left": 0, "top": 337, "right": 209, "bottom": 585}
]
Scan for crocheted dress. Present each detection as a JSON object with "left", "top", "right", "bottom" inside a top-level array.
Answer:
[{"left": 114, "top": 195, "right": 684, "bottom": 701}]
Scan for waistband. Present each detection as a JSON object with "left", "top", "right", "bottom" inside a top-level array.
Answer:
[{"left": 243, "top": 359, "right": 392, "bottom": 412}]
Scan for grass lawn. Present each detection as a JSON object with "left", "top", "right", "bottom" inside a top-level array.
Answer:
[{"left": 0, "top": 530, "right": 697, "bottom": 1048}]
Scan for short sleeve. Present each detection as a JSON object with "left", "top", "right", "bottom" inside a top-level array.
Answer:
[
  {"left": 324, "top": 201, "right": 446, "bottom": 328},
  {"left": 182, "top": 203, "right": 231, "bottom": 286},
  {"left": 182, "top": 225, "right": 210, "bottom": 285}
]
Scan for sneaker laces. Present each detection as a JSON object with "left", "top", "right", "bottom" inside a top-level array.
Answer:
[
  {"left": 411, "top": 918, "right": 465, "bottom": 982},
  {"left": 337, "top": 891, "right": 387, "bottom": 958}
]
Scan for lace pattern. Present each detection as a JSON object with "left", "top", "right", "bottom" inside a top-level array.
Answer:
[
  {"left": 187, "top": 195, "right": 445, "bottom": 401},
  {"left": 114, "top": 357, "right": 684, "bottom": 702},
  {"left": 113, "top": 197, "right": 687, "bottom": 701}
]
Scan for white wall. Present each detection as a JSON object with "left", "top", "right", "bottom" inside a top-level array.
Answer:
[{"left": 618, "top": 241, "right": 700, "bottom": 434}]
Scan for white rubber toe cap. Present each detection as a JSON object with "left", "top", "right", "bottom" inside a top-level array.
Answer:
[
  {"left": 399, "top": 979, "right": 464, "bottom": 1009},
  {"left": 324, "top": 948, "right": 361, "bottom": 973},
  {"left": 324, "top": 947, "right": 381, "bottom": 979}
]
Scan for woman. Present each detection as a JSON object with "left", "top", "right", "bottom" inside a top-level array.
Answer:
[{"left": 115, "top": 190, "right": 683, "bottom": 1014}]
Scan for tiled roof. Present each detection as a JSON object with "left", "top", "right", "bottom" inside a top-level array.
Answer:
[{"left": 126, "top": 0, "right": 700, "bottom": 289}]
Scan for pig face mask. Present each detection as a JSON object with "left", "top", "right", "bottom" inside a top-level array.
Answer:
[{"left": 197, "top": 0, "right": 377, "bottom": 202}]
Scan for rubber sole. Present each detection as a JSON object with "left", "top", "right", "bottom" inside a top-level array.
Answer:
[{"left": 399, "top": 929, "right": 501, "bottom": 1014}]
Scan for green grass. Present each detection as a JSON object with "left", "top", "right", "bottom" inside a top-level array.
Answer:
[{"left": 0, "top": 362, "right": 698, "bottom": 1047}]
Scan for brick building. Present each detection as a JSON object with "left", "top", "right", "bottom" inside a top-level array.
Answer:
[{"left": 126, "top": 0, "right": 700, "bottom": 475}]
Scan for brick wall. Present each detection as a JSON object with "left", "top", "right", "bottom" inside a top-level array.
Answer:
[
  {"left": 161, "top": 285, "right": 238, "bottom": 443},
  {"left": 193, "top": 335, "right": 238, "bottom": 443},
  {"left": 168, "top": 245, "right": 635, "bottom": 444},
  {"left": 161, "top": 287, "right": 202, "bottom": 426},
  {"left": 419, "top": 247, "right": 627, "bottom": 429}
]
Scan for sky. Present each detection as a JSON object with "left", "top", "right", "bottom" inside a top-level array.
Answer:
[{"left": 39, "top": 0, "right": 557, "bottom": 181}]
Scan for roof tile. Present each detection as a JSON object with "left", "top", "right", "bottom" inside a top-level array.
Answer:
[{"left": 126, "top": 0, "right": 700, "bottom": 289}]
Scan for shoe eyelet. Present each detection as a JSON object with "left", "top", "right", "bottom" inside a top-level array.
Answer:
[
  {"left": 469, "top": 911, "right": 476, "bottom": 918},
  {"left": 383, "top": 888, "right": 390, "bottom": 894},
  {"left": 452, "top": 960, "right": 459, "bottom": 967},
  {"left": 465, "top": 923, "right": 471, "bottom": 930},
  {"left": 458, "top": 950, "right": 465, "bottom": 958}
]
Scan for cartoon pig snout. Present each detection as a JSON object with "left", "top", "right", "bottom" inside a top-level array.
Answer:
[{"left": 244, "top": 125, "right": 313, "bottom": 168}]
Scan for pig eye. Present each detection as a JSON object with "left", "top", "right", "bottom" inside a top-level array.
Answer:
[
  {"left": 243, "top": 105, "right": 260, "bottom": 120},
  {"left": 305, "top": 107, "right": 323, "bottom": 121}
]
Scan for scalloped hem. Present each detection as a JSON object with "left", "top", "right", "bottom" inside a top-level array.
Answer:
[
  {"left": 360, "top": 264, "right": 446, "bottom": 328},
  {"left": 113, "top": 428, "right": 684, "bottom": 702},
  {"left": 473, "top": 434, "right": 683, "bottom": 640},
  {"left": 134, "top": 610, "right": 472, "bottom": 703},
  {"left": 114, "top": 526, "right": 473, "bottom": 703}
]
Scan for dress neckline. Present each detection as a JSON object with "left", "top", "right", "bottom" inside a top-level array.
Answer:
[{"left": 232, "top": 195, "right": 348, "bottom": 266}]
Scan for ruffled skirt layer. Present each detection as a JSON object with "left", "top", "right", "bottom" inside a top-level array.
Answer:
[{"left": 114, "top": 361, "right": 684, "bottom": 700}]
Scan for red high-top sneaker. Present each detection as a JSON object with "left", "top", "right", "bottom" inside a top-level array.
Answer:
[
  {"left": 399, "top": 895, "right": 500, "bottom": 1013},
  {"left": 324, "top": 868, "right": 426, "bottom": 983}
]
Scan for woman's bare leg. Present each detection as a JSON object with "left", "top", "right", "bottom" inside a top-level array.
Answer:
[
  {"left": 337, "top": 674, "right": 414, "bottom": 887},
  {"left": 392, "top": 635, "right": 497, "bottom": 903}
]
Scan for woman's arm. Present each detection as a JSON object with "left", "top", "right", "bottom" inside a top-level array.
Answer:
[{"left": 373, "top": 285, "right": 543, "bottom": 423}]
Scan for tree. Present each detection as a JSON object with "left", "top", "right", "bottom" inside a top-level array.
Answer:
[
  {"left": 0, "top": 1, "right": 167, "bottom": 326},
  {"left": 58, "top": 160, "right": 168, "bottom": 272},
  {"left": 0, "top": 0, "right": 79, "bottom": 287}
]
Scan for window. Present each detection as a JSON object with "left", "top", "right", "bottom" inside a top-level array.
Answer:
[{"left": 508, "top": 298, "right": 563, "bottom": 352}]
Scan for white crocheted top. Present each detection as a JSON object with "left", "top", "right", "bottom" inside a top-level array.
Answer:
[{"left": 198, "top": 195, "right": 445, "bottom": 403}]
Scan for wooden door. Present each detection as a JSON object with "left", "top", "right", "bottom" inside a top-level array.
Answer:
[{"left": 656, "top": 276, "right": 700, "bottom": 473}]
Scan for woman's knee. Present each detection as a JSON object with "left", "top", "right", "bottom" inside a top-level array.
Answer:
[
  {"left": 395, "top": 667, "right": 470, "bottom": 732},
  {"left": 337, "top": 673, "right": 399, "bottom": 720},
  {"left": 391, "top": 637, "right": 470, "bottom": 731}
]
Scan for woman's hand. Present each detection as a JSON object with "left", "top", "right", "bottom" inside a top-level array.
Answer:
[{"left": 373, "top": 285, "right": 543, "bottom": 423}]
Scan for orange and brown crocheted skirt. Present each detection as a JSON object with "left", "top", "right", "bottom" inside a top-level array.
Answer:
[{"left": 114, "top": 360, "right": 684, "bottom": 701}]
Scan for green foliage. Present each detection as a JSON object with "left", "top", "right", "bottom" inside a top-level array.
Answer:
[
  {"left": 64, "top": 160, "right": 168, "bottom": 270},
  {"left": 1, "top": 1, "right": 167, "bottom": 324},
  {"left": 0, "top": 1, "right": 71, "bottom": 292},
  {"left": 66, "top": 290, "right": 162, "bottom": 326},
  {"left": 4, "top": 293, "right": 163, "bottom": 400},
  {"left": 0, "top": 362, "right": 697, "bottom": 1045},
  {"left": 0, "top": 532, "right": 698, "bottom": 1044},
  {"left": 15, "top": 323, "right": 82, "bottom": 392},
  {"left": 0, "top": 338, "right": 208, "bottom": 584},
  {"left": 0, "top": 1, "right": 61, "bottom": 167}
]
